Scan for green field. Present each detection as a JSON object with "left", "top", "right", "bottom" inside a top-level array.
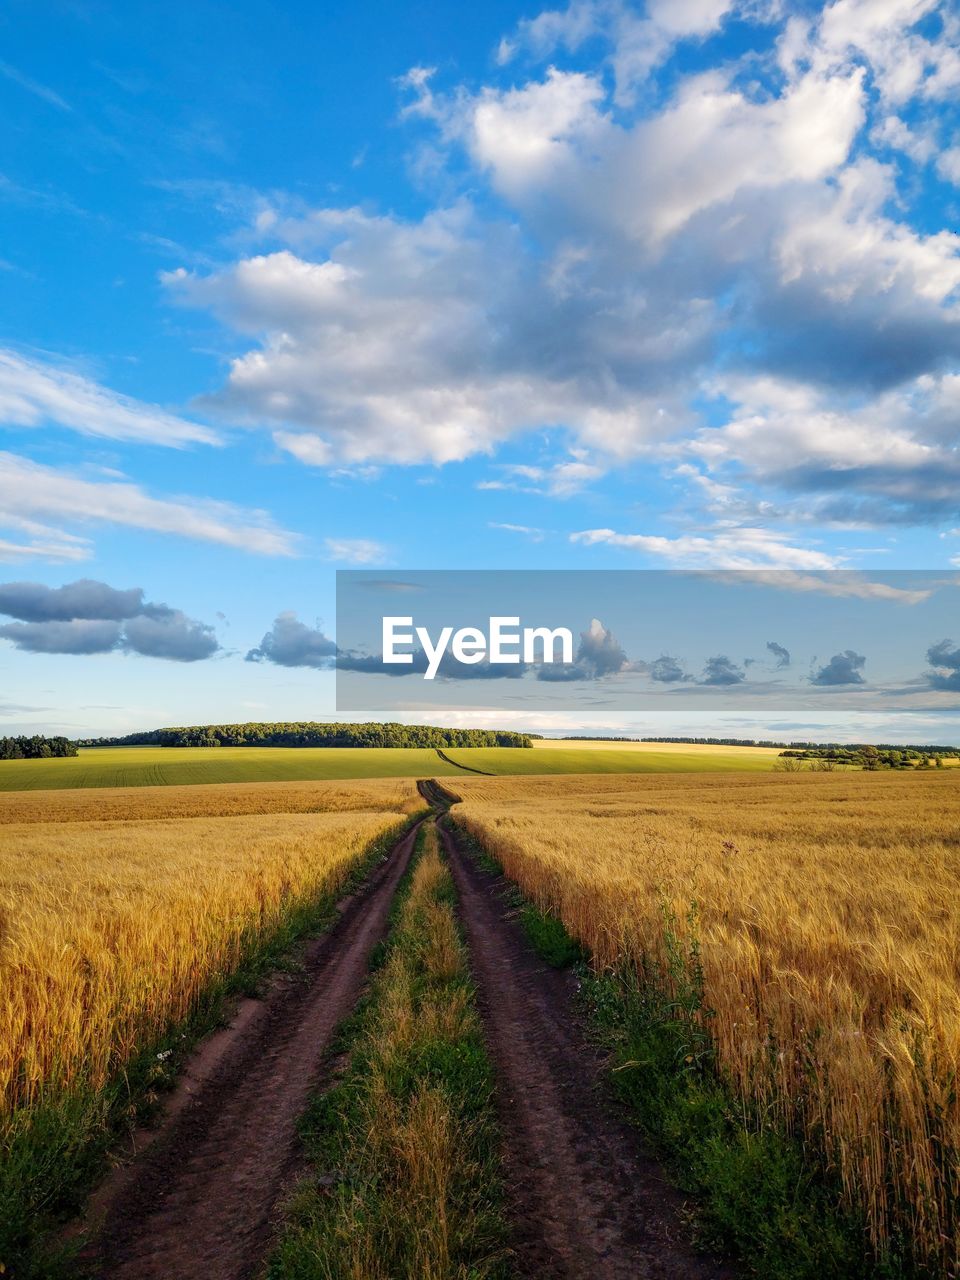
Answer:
[
  {"left": 443, "top": 745, "right": 778, "bottom": 775},
  {"left": 0, "top": 740, "right": 784, "bottom": 791},
  {"left": 0, "top": 746, "right": 466, "bottom": 791}
]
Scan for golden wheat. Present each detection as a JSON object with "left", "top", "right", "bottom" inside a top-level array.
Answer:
[
  {"left": 452, "top": 769, "right": 960, "bottom": 1273},
  {"left": 0, "top": 777, "right": 423, "bottom": 825},
  {"left": 0, "top": 780, "right": 420, "bottom": 1117}
]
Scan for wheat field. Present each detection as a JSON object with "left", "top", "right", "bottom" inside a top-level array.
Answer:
[
  {"left": 0, "top": 779, "right": 420, "bottom": 1118},
  {"left": 451, "top": 770, "right": 960, "bottom": 1274}
]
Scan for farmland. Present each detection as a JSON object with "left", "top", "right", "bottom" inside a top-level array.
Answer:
[
  {"left": 0, "top": 777, "right": 421, "bottom": 1269},
  {"left": 0, "top": 746, "right": 464, "bottom": 791},
  {"left": 450, "top": 769, "right": 960, "bottom": 1275},
  {"left": 0, "top": 739, "right": 785, "bottom": 792},
  {"left": 3, "top": 755, "right": 959, "bottom": 1277},
  {"left": 445, "top": 740, "right": 780, "bottom": 774}
]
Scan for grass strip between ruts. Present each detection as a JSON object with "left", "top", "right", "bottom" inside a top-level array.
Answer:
[{"left": 269, "top": 821, "right": 509, "bottom": 1280}]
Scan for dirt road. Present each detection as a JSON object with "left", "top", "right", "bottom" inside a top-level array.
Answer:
[
  {"left": 439, "top": 818, "right": 734, "bottom": 1280},
  {"left": 87, "top": 818, "right": 422, "bottom": 1280}
]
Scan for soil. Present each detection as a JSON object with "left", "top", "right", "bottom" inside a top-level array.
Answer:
[
  {"left": 439, "top": 818, "right": 736, "bottom": 1280},
  {"left": 84, "top": 818, "right": 422, "bottom": 1280}
]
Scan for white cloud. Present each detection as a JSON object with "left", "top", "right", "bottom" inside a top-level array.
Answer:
[
  {"left": 322, "top": 536, "right": 387, "bottom": 564},
  {"left": 273, "top": 430, "right": 334, "bottom": 467},
  {"left": 467, "top": 69, "right": 608, "bottom": 200},
  {"left": 937, "top": 146, "right": 960, "bottom": 185},
  {"left": 157, "top": 0, "right": 960, "bottom": 537},
  {"left": 0, "top": 515, "right": 92, "bottom": 564},
  {"left": 495, "top": 0, "right": 744, "bottom": 101},
  {"left": 166, "top": 205, "right": 694, "bottom": 467},
  {"left": 793, "top": 0, "right": 960, "bottom": 105},
  {"left": 489, "top": 521, "right": 546, "bottom": 541},
  {"left": 689, "top": 371, "right": 960, "bottom": 524},
  {"left": 571, "top": 525, "right": 839, "bottom": 569},
  {"left": 0, "top": 350, "right": 218, "bottom": 447},
  {"left": 0, "top": 453, "right": 300, "bottom": 557},
  {"left": 774, "top": 159, "right": 960, "bottom": 306},
  {"left": 479, "top": 455, "right": 605, "bottom": 496},
  {"left": 871, "top": 114, "right": 936, "bottom": 163}
]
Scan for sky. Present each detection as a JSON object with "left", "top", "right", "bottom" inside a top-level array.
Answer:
[{"left": 2, "top": 0, "right": 960, "bottom": 742}]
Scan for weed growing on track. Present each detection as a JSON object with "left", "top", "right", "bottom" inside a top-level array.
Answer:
[
  {"left": 270, "top": 821, "right": 508, "bottom": 1280},
  {"left": 450, "top": 770, "right": 960, "bottom": 1277},
  {"left": 0, "top": 784, "right": 424, "bottom": 1278}
]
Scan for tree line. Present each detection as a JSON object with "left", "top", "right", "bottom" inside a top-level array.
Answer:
[
  {"left": 780, "top": 745, "right": 960, "bottom": 769},
  {"left": 0, "top": 735, "right": 78, "bottom": 760},
  {"left": 642, "top": 736, "right": 792, "bottom": 748},
  {"left": 80, "top": 721, "right": 534, "bottom": 749}
]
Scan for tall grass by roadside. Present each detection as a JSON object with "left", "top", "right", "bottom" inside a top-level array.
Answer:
[
  {"left": 450, "top": 770, "right": 960, "bottom": 1278},
  {"left": 0, "top": 783, "right": 421, "bottom": 1276},
  {"left": 270, "top": 822, "right": 507, "bottom": 1280}
]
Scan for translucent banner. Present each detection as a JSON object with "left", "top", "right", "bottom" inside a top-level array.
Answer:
[{"left": 334, "top": 570, "right": 960, "bottom": 715}]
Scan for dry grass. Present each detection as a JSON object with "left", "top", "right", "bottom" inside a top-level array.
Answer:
[
  {"left": 0, "top": 780, "right": 419, "bottom": 1118},
  {"left": 452, "top": 769, "right": 960, "bottom": 1273}
]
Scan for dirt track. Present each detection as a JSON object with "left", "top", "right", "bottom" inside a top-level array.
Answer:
[
  {"left": 440, "top": 818, "right": 735, "bottom": 1280},
  {"left": 86, "top": 818, "right": 422, "bottom": 1280}
]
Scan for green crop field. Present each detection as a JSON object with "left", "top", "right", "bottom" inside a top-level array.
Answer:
[
  {"left": 443, "top": 743, "right": 779, "bottom": 775},
  {"left": 0, "top": 741, "right": 782, "bottom": 792},
  {"left": 0, "top": 739, "right": 786, "bottom": 792},
  {"left": 0, "top": 746, "right": 466, "bottom": 791}
]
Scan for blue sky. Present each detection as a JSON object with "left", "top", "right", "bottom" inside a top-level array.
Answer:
[{"left": 2, "top": 0, "right": 960, "bottom": 740}]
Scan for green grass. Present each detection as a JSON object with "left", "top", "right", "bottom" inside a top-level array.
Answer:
[
  {"left": 0, "top": 742, "right": 781, "bottom": 792},
  {"left": 0, "top": 747, "right": 465, "bottom": 791},
  {"left": 442, "top": 746, "right": 777, "bottom": 775},
  {"left": 269, "top": 823, "right": 507, "bottom": 1279}
]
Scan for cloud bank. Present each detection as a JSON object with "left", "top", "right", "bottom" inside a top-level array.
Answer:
[
  {"left": 0, "top": 579, "right": 219, "bottom": 661},
  {"left": 156, "top": 0, "right": 960, "bottom": 556}
]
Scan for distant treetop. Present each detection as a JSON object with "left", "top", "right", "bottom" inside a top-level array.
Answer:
[
  {"left": 78, "top": 721, "right": 533, "bottom": 749},
  {"left": 0, "top": 735, "right": 77, "bottom": 760}
]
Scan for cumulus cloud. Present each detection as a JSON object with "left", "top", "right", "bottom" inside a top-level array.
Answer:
[
  {"left": 691, "top": 371, "right": 960, "bottom": 525},
  {"left": 537, "top": 617, "right": 630, "bottom": 680},
  {"left": 0, "top": 578, "right": 220, "bottom": 661},
  {"left": 649, "top": 654, "right": 688, "bottom": 682},
  {"left": 165, "top": 205, "right": 694, "bottom": 468},
  {"left": 0, "top": 619, "right": 122, "bottom": 655},
  {"left": 0, "top": 578, "right": 143, "bottom": 621},
  {"left": 811, "top": 649, "right": 866, "bottom": 685},
  {"left": 700, "top": 654, "right": 746, "bottom": 685},
  {"left": 0, "top": 349, "right": 217, "bottom": 446},
  {"left": 766, "top": 640, "right": 791, "bottom": 668},
  {"left": 122, "top": 606, "right": 219, "bottom": 661},
  {"left": 926, "top": 638, "right": 960, "bottom": 690},
  {"left": 153, "top": 0, "right": 960, "bottom": 544},
  {"left": 246, "top": 612, "right": 338, "bottom": 668}
]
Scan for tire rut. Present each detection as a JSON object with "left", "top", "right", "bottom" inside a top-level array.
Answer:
[
  {"left": 439, "top": 818, "right": 736, "bottom": 1280},
  {"left": 85, "top": 818, "right": 423, "bottom": 1280}
]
